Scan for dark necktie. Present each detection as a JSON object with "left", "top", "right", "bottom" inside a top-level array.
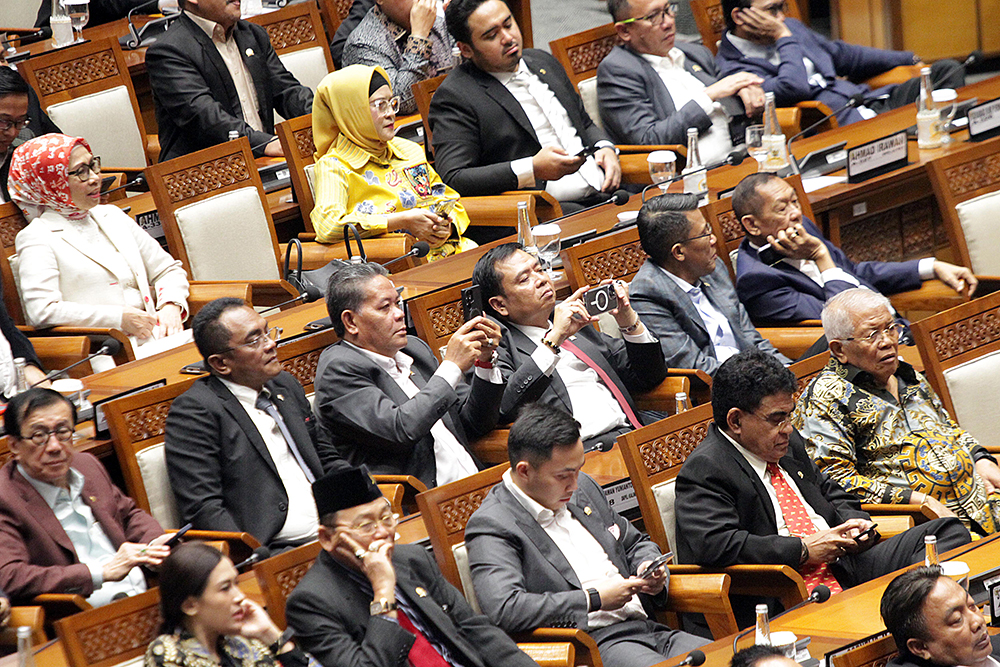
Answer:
[{"left": 255, "top": 391, "right": 316, "bottom": 483}]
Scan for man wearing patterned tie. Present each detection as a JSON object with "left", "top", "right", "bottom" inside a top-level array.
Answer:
[
  {"left": 673, "top": 350, "right": 969, "bottom": 626},
  {"left": 474, "top": 243, "right": 667, "bottom": 453}
]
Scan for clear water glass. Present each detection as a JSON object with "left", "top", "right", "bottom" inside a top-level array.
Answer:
[{"left": 533, "top": 223, "right": 562, "bottom": 280}]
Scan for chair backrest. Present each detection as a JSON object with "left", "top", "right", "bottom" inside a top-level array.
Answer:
[
  {"left": 925, "top": 134, "right": 1000, "bottom": 275},
  {"left": 145, "top": 137, "right": 282, "bottom": 282},
  {"left": 561, "top": 225, "right": 647, "bottom": 291},
  {"left": 790, "top": 350, "right": 831, "bottom": 401},
  {"left": 0, "top": 202, "right": 30, "bottom": 325},
  {"left": 910, "top": 290, "right": 1000, "bottom": 443},
  {"left": 689, "top": 0, "right": 802, "bottom": 55},
  {"left": 249, "top": 2, "right": 334, "bottom": 93},
  {"left": 408, "top": 280, "right": 472, "bottom": 362},
  {"left": 17, "top": 37, "right": 149, "bottom": 170},
  {"left": 275, "top": 114, "right": 319, "bottom": 227},
  {"left": 412, "top": 74, "right": 448, "bottom": 158},
  {"left": 253, "top": 539, "right": 323, "bottom": 629},
  {"left": 700, "top": 173, "right": 813, "bottom": 282},
  {"left": 829, "top": 633, "right": 897, "bottom": 667},
  {"left": 549, "top": 23, "right": 620, "bottom": 93},
  {"left": 272, "top": 327, "right": 340, "bottom": 393},
  {"left": 54, "top": 587, "right": 162, "bottom": 667},
  {"left": 316, "top": 0, "right": 352, "bottom": 40}
]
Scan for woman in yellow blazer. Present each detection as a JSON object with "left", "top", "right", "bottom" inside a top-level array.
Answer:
[{"left": 310, "top": 65, "right": 476, "bottom": 261}]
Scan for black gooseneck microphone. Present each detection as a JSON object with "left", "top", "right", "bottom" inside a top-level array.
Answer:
[
  {"left": 30, "top": 337, "right": 124, "bottom": 388},
  {"left": 120, "top": 0, "right": 181, "bottom": 50},
  {"left": 672, "top": 649, "right": 706, "bottom": 667},
  {"left": 257, "top": 283, "right": 325, "bottom": 315},
  {"left": 731, "top": 585, "right": 832, "bottom": 652},
  {"left": 235, "top": 546, "right": 273, "bottom": 571},
  {"left": 543, "top": 189, "right": 631, "bottom": 225},
  {"left": 379, "top": 241, "right": 431, "bottom": 267},
  {"left": 102, "top": 175, "right": 146, "bottom": 196}
]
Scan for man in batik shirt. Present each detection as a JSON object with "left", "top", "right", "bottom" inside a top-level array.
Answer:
[{"left": 795, "top": 288, "right": 1000, "bottom": 535}]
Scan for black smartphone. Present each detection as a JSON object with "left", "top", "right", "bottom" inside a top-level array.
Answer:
[
  {"left": 462, "top": 284, "right": 483, "bottom": 322},
  {"left": 575, "top": 144, "right": 599, "bottom": 158},
  {"left": 180, "top": 361, "right": 207, "bottom": 375},
  {"left": 583, "top": 283, "right": 619, "bottom": 317},
  {"left": 756, "top": 243, "right": 785, "bottom": 267},
  {"left": 164, "top": 523, "right": 193, "bottom": 548},
  {"left": 637, "top": 553, "right": 671, "bottom": 579},
  {"left": 854, "top": 524, "right": 879, "bottom": 545}
]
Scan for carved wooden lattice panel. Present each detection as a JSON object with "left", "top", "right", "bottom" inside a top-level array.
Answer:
[
  {"left": 440, "top": 488, "right": 492, "bottom": 535},
  {"left": 900, "top": 197, "right": 937, "bottom": 258},
  {"left": 123, "top": 402, "right": 173, "bottom": 442},
  {"left": 294, "top": 127, "right": 315, "bottom": 160},
  {"left": 277, "top": 562, "right": 314, "bottom": 599},
  {"left": 944, "top": 154, "right": 1000, "bottom": 197},
  {"left": 565, "top": 35, "right": 618, "bottom": 76},
  {"left": 335, "top": 0, "right": 353, "bottom": 19},
  {"left": 717, "top": 210, "right": 743, "bottom": 245},
  {"left": 840, "top": 209, "right": 902, "bottom": 263},
  {"left": 929, "top": 307, "right": 1000, "bottom": 362},
  {"left": 77, "top": 606, "right": 161, "bottom": 664},
  {"left": 162, "top": 154, "right": 252, "bottom": 203},
  {"left": 579, "top": 243, "right": 647, "bottom": 285},
  {"left": 282, "top": 350, "right": 323, "bottom": 386},
  {"left": 264, "top": 16, "right": 317, "bottom": 49},
  {"left": 638, "top": 419, "right": 711, "bottom": 476},
  {"left": 706, "top": 4, "right": 726, "bottom": 32},
  {"left": 0, "top": 208, "right": 28, "bottom": 250},
  {"left": 34, "top": 49, "right": 119, "bottom": 96},
  {"left": 429, "top": 302, "right": 463, "bottom": 339}
]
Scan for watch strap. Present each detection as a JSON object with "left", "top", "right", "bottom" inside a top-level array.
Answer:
[{"left": 586, "top": 587, "right": 601, "bottom": 612}]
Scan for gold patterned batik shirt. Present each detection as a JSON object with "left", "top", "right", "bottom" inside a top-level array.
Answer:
[{"left": 794, "top": 356, "right": 999, "bottom": 534}]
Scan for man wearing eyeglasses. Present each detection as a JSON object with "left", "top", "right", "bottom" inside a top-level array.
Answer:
[
  {"left": 0, "top": 388, "right": 171, "bottom": 606},
  {"left": 597, "top": 0, "right": 764, "bottom": 159},
  {"left": 674, "top": 350, "right": 969, "bottom": 626},
  {"left": 165, "top": 298, "right": 344, "bottom": 551},
  {"left": 0, "top": 68, "right": 59, "bottom": 203},
  {"left": 731, "top": 173, "right": 976, "bottom": 327},
  {"left": 795, "top": 289, "right": 1000, "bottom": 536},
  {"left": 286, "top": 466, "right": 540, "bottom": 667},
  {"left": 716, "top": 0, "right": 965, "bottom": 125}
]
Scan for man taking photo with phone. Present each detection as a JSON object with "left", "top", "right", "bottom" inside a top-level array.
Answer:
[{"left": 473, "top": 243, "right": 665, "bottom": 451}]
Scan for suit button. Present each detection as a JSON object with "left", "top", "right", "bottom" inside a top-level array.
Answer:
[{"left": 278, "top": 503, "right": 287, "bottom": 511}]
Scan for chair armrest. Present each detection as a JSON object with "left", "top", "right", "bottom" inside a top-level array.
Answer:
[
  {"left": 668, "top": 563, "right": 807, "bottom": 611},
  {"left": 470, "top": 428, "right": 512, "bottom": 465},
  {"left": 376, "top": 483, "right": 405, "bottom": 516},
  {"left": 463, "top": 194, "right": 535, "bottom": 228},
  {"left": 20, "top": 327, "right": 135, "bottom": 365},
  {"left": 32, "top": 594, "right": 92, "bottom": 624},
  {"left": 188, "top": 282, "right": 253, "bottom": 317},
  {"left": 864, "top": 514, "right": 913, "bottom": 538},
  {"left": 663, "top": 572, "right": 738, "bottom": 637},
  {"left": 795, "top": 100, "right": 840, "bottom": 132},
  {"left": 633, "top": 375, "right": 690, "bottom": 413},
  {"left": 0, "top": 607, "right": 46, "bottom": 646},
  {"left": 372, "top": 474, "right": 427, "bottom": 516},
  {"left": 888, "top": 279, "right": 967, "bottom": 314},
  {"left": 863, "top": 502, "right": 940, "bottom": 523},
  {"left": 181, "top": 530, "right": 261, "bottom": 565},
  {"left": 28, "top": 336, "right": 91, "bottom": 378},
  {"left": 516, "top": 629, "right": 603, "bottom": 667},
  {"left": 665, "top": 367, "right": 713, "bottom": 405},
  {"left": 280, "top": 238, "right": 415, "bottom": 271},
  {"left": 240, "top": 281, "right": 299, "bottom": 307},
  {"left": 777, "top": 106, "right": 803, "bottom": 136},
  {"left": 758, "top": 326, "right": 824, "bottom": 360},
  {"left": 497, "top": 190, "right": 563, "bottom": 221},
  {"left": 515, "top": 643, "right": 575, "bottom": 667},
  {"left": 864, "top": 65, "right": 923, "bottom": 89}
]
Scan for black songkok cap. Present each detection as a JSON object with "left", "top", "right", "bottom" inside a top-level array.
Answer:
[{"left": 312, "top": 466, "right": 382, "bottom": 517}]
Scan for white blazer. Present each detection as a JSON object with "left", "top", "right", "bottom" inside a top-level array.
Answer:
[{"left": 14, "top": 205, "right": 190, "bottom": 329}]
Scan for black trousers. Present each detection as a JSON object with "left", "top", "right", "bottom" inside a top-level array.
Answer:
[{"left": 868, "top": 60, "right": 967, "bottom": 114}]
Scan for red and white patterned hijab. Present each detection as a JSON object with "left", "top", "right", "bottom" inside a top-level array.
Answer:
[{"left": 9, "top": 133, "right": 92, "bottom": 221}]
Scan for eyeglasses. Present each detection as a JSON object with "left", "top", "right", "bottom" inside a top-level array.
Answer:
[
  {"left": 370, "top": 96, "right": 400, "bottom": 116},
  {"left": 21, "top": 426, "right": 75, "bottom": 447},
  {"left": 0, "top": 117, "right": 29, "bottom": 133},
  {"left": 760, "top": 1, "right": 789, "bottom": 16},
  {"left": 617, "top": 2, "right": 678, "bottom": 26},
  {"left": 338, "top": 512, "right": 400, "bottom": 536},
  {"left": 681, "top": 229, "right": 714, "bottom": 243},
  {"left": 224, "top": 326, "right": 282, "bottom": 353},
  {"left": 839, "top": 323, "right": 905, "bottom": 345},
  {"left": 68, "top": 156, "right": 101, "bottom": 182},
  {"left": 750, "top": 410, "right": 793, "bottom": 429}
]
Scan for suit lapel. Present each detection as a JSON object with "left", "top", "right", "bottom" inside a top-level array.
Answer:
[
  {"left": 495, "top": 485, "right": 582, "bottom": 589},
  {"left": 405, "top": 344, "right": 462, "bottom": 439},
  {"left": 209, "top": 376, "right": 281, "bottom": 479},
  {"left": 470, "top": 64, "right": 538, "bottom": 143},
  {"left": 565, "top": 501, "right": 627, "bottom": 576},
  {"left": 268, "top": 379, "right": 323, "bottom": 477},
  {"left": 184, "top": 16, "right": 241, "bottom": 117},
  {"left": 712, "top": 426, "right": 779, "bottom": 533},
  {"left": 508, "top": 326, "right": 573, "bottom": 413},
  {"left": 655, "top": 267, "right": 709, "bottom": 337},
  {"left": 12, "top": 469, "right": 77, "bottom": 557}
]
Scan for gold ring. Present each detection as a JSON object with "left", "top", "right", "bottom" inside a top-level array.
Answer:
[{"left": 369, "top": 544, "right": 379, "bottom": 552}]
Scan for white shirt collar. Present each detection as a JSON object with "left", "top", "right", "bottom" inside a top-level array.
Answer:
[
  {"left": 344, "top": 341, "right": 414, "bottom": 378},
  {"left": 640, "top": 47, "right": 687, "bottom": 71},
  {"left": 502, "top": 468, "right": 561, "bottom": 524},
  {"left": 718, "top": 427, "right": 771, "bottom": 479},
  {"left": 490, "top": 58, "right": 529, "bottom": 85},
  {"left": 511, "top": 321, "right": 552, "bottom": 345},
  {"left": 218, "top": 376, "right": 265, "bottom": 408},
  {"left": 658, "top": 264, "right": 702, "bottom": 293},
  {"left": 186, "top": 10, "right": 231, "bottom": 41},
  {"left": 726, "top": 31, "right": 776, "bottom": 61},
  {"left": 19, "top": 464, "right": 84, "bottom": 509}
]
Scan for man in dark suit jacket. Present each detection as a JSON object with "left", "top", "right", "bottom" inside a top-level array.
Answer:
[
  {"left": 732, "top": 173, "right": 976, "bottom": 325},
  {"left": 145, "top": 0, "right": 314, "bottom": 162},
  {"left": 428, "top": 0, "right": 621, "bottom": 207},
  {"left": 674, "top": 351, "right": 969, "bottom": 623},
  {"left": 286, "top": 466, "right": 540, "bottom": 667},
  {"left": 474, "top": 243, "right": 666, "bottom": 451},
  {"left": 597, "top": 0, "right": 764, "bottom": 152},
  {"left": 716, "top": 0, "right": 963, "bottom": 125},
  {"left": 466, "top": 404, "right": 707, "bottom": 667},
  {"left": 882, "top": 567, "right": 1000, "bottom": 667},
  {"left": 0, "top": 389, "right": 168, "bottom": 604},
  {"left": 0, "top": 68, "right": 60, "bottom": 203},
  {"left": 314, "top": 262, "right": 503, "bottom": 489},
  {"left": 629, "top": 192, "right": 792, "bottom": 376},
  {"left": 166, "top": 298, "right": 340, "bottom": 550}
]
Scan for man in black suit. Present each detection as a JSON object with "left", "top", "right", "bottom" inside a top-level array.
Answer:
[
  {"left": 165, "top": 298, "right": 341, "bottom": 551},
  {"left": 881, "top": 566, "right": 1000, "bottom": 667},
  {"left": 286, "top": 466, "right": 541, "bottom": 667},
  {"left": 313, "top": 262, "right": 504, "bottom": 489},
  {"left": 674, "top": 350, "right": 969, "bottom": 624},
  {"left": 0, "top": 68, "right": 59, "bottom": 204},
  {"left": 474, "top": 243, "right": 666, "bottom": 451},
  {"left": 145, "top": 0, "right": 314, "bottom": 162},
  {"left": 628, "top": 192, "right": 792, "bottom": 376},
  {"left": 428, "top": 0, "right": 621, "bottom": 209}
]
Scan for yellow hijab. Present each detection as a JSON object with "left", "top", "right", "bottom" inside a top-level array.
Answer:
[{"left": 312, "top": 65, "right": 394, "bottom": 161}]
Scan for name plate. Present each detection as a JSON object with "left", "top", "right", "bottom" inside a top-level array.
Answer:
[
  {"left": 603, "top": 479, "right": 638, "bottom": 513},
  {"left": 135, "top": 210, "right": 164, "bottom": 240},
  {"left": 847, "top": 130, "right": 908, "bottom": 184},
  {"left": 968, "top": 97, "right": 1000, "bottom": 141}
]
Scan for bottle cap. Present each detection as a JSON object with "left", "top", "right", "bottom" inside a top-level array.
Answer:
[
  {"left": 755, "top": 604, "right": 769, "bottom": 614},
  {"left": 16, "top": 626, "right": 31, "bottom": 639}
]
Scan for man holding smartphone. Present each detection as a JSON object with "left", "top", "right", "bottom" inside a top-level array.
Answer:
[{"left": 473, "top": 243, "right": 666, "bottom": 452}]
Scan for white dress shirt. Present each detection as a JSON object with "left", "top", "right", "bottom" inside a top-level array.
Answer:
[
  {"left": 491, "top": 59, "right": 606, "bottom": 202},
  {"left": 514, "top": 321, "right": 654, "bottom": 440},
  {"left": 20, "top": 466, "right": 147, "bottom": 607},
  {"left": 661, "top": 266, "right": 741, "bottom": 362},
  {"left": 219, "top": 378, "right": 318, "bottom": 544},
  {"left": 502, "top": 469, "right": 646, "bottom": 628},
  {"left": 187, "top": 11, "right": 264, "bottom": 132},
  {"left": 346, "top": 342, "right": 501, "bottom": 485},
  {"left": 641, "top": 48, "right": 734, "bottom": 164},
  {"left": 719, "top": 430, "right": 831, "bottom": 535}
]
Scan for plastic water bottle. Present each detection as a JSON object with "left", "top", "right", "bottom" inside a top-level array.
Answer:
[
  {"left": 681, "top": 128, "right": 707, "bottom": 205},
  {"left": 517, "top": 201, "right": 536, "bottom": 256},
  {"left": 916, "top": 67, "right": 942, "bottom": 149},
  {"left": 754, "top": 604, "right": 771, "bottom": 645},
  {"left": 17, "top": 627, "right": 37, "bottom": 667}
]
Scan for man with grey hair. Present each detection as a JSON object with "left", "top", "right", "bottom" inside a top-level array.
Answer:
[
  {"left": 795, "top": 288, "right": 1000, "bottom": 535},
  {"left": 313, "top": 262, "right": 505, "bottom": 488},
  {"left": 629, "top": 192, "right": 793, "bottom": 375}
]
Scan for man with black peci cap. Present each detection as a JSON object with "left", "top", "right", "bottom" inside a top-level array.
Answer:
[{"left": 285, "top": 466, "right": 541, "bottom": 667}]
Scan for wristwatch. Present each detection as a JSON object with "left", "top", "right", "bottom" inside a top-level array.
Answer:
[
  {"left": 268, "top": 627, "right": 295, "bottom": 654},
  {"left": 370, "top": 598, "right": 398, "bottom": 616},
  {"left": 586, "top": 588, "right": 601, "bottom": 612}
]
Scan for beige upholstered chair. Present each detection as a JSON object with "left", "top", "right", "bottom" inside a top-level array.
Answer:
[{"left": 249, "top": 2, "right": 334, "bottom": 105}]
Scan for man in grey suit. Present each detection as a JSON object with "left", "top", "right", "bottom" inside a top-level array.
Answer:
[
  {"left": 313, "top": 262, "right": 504, "bottom": 489},
  {"left": 597, "top": 0, "right": 764, "bottom": 159},
  {"left": 629, "top": 193, "right": 793, "bottom": 376},
  {"left": 466, "top": 403, "right": 709, "bottom": 667}
]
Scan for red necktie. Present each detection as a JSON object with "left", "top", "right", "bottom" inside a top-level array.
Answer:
[
  {"left": 764, "top": 462, "right": 843, "bottom": 595},
  {"left": 395, "top": 607, "right": 453, "bottom": 667},
  {"left": 559, "top": 338, "right": 642, "bottom": 430}
]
